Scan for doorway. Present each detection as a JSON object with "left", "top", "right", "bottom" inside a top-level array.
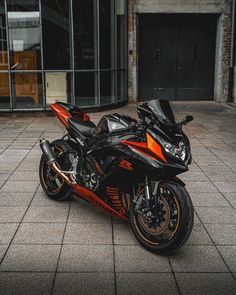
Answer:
[{"left": 138, "top": 14, "right": 217, "bottom": 101}]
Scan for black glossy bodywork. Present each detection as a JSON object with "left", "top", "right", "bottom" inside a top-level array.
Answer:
[{"left": 54, "top": 100, "right": 192, "bottom": 218}]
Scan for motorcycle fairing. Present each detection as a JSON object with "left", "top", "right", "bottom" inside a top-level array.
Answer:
[{"left": 49, "top": 101, "right": 190, "bottom": 221}]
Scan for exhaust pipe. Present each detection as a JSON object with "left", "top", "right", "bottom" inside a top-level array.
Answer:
[{"left": 39, "top": 138, "right": 73, "bottom": 185}]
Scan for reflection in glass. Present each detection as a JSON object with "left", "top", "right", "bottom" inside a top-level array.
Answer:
[
  {"left": 116, "top": 0, "right": 126, "bottom": 69},
  {"left": 0, "top": 2, "right": 8, "bottom": 69},
  {"left": 99, "top": 0, "right": 111, "bottom": 69},
  {"left": 117, "top": 70, "right": 125, "bottom": 101},
  {"left": 12, "top": 71, "right": 43, "bottom": 108},
  {"left": 42, "top": 0, "right": 72, "bottom": 70},
  {"left": 100, "top": 71, "right": 112, "bottom": 105},
  {"left": 45, "top": 72, "right": 71, "bottom": 105},
  {"left": 7, "top": 0, "right": 41, "bottom": 71},
  {"left": 0, "top": 73, "right": 10, "bottom": 109},
  {"left": 75, "top": 72, "right": 95, "bottom": 107},
  {"left": 74, "top": 0, "right": 94, "bottom": 69}
]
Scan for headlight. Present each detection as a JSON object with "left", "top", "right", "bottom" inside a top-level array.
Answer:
[{"left": 157, "top": 136, "right": 186, "bottom": 161}]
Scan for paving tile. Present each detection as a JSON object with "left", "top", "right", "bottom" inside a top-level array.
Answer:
[
  {"left": 8, "top": 171, "right": 39, "bottom": 181},
  {"left": 205, "top": 224, "right": 236, "bottom": 245},
  {"left": 190, "top": 192, "right": 230, "bottom": 207},
  {"left": 53, "top": 273, "right": 115, "bottom": 295},
  {"left": 186, "top": 181, "right": 218, "bottom": 193},
  {"left": 115, "top": 245, "right": 171, "bottom": 272},
  {"left": 64, "top": 223, "right": 112, "bottom": 245},
  {"left": 113, "top": 223, "right": 138, "bottom": 245},
  {"left": 0, "top": 245, "right": 60, "bottom": 272},
  {"left": 179, "top": 172, "right": 208, "bottom": 182},
  {"left": 205, "top": 171, "right": 236, "bottom": 182},
  {"left": 199, "top": 164, "right": 231, "bottom": 172},
  {"left": 188, "top": 163, "right": 201, "bottom": 172},
  {"left": 223, "top": 192, "right": 236, "bottom": 209},
  {"left": 169, "top": 245, "right": 228, "bottom": 272},
  {"left": 1, "top": 181, "right": 39, "bottom": 193},
  {"left": 0, "top": 172, "right": 10, "bottom": 182},
  {"left": 187, "top": 224, "right": 212, "bottom": 245},
  {"left": 0, "top": 192, "right": 33, "bottom": 206},
  {"left": 13, "top": 223, "right": 65, "bottom": 244},
  {"left": 116, "top": 273, "right": 178, "bottom": 295},
  {"left": 0, "top": 223, "right": 18, "bottom": 245},
  {"left": 217, "top": 246, "right": 236, "bottom": 272},
  {"left": 0, "top": 149, "right": 29, "bottom": 161},
  {"left": 16, "top": 161, "right": 38, "bottom": 171},
  {"left": 68, "top": 198, "right": 112, "bottom": 223},
  {"left": 23, "top": 206, "right": 69, "bottom": 223},
  {"left": 0, "top": 245, "right": 8, "bottom": 262},
  {"left": 214, "top": 182, "right": 236, "bottom": 193},
  {"left": 194, "top": 211, "right": 201, "bottom": 224},
  {"left": 0, "top": 272, "right": 54, "bottom": 295},
  {"left": 0, "top": 207, "right": 27, "bottom": 223},
  {"left": 58, "top": 245, "right": 114, "bottom": 272},
  {"left": 195, "top": 207, "right": 236, "bottom": 224},
  {"left": 9, "top": 141, "right": 36, "bottom": 149},
  {"left": 176, "top": 273, "right": 236, "bottom": 295},
  {"left": 31, "top": 190, "right": 70, "bottom": 207}
]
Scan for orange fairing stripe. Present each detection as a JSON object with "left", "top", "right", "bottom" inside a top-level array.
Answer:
[
  {"left": 50, "top": 103, "right": 72, "bottom": 128},
  {"left": 122, "top": 134, "right": 167, "bottom": 163},
  {"left": 146, "top": 132, "right": 167, "bottom": 163},
  {"left": 72, "top": 183, "right": 128, "bottom": 221}
]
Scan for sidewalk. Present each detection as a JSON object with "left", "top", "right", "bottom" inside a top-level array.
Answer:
[{"left": 0, "top": 102, "right": 236, "bottom": 295}]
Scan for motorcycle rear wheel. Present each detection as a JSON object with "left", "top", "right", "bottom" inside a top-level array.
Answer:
[
  {"left": 39, "top": 140, "right": 71, "bottom": 201},
  {"left": 129, "top": 182, "right": 194, "bottom": 255}
]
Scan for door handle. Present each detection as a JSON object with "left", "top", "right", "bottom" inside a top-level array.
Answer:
[
  {"left": 177, "top": 65, "right": 182, "bottom": 71},
  {"left": 11, "top": 62, "right": 19, "bottom": 69}
]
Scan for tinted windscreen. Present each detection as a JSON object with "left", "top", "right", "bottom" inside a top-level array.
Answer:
[{"left": 147, "top": 100, "right": 176, "bottom": 124}]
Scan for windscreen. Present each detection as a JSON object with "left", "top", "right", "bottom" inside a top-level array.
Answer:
[{"left": 147, "top": 100, "right": 176, "bottom": 125}]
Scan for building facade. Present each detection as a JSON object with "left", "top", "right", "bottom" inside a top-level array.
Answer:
[
  {"left": 0, "top": 0, "right": 128, "bottom": 111},
  {"left": 128, "top": 0, "right": 236, "bottom": 103},
  {"left": 0, "top": 0, "right": 235, "bottom": 112}
]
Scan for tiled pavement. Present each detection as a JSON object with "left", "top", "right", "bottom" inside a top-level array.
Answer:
[{"left": 0, "top": 102, "right": 236, "bottom": 295}]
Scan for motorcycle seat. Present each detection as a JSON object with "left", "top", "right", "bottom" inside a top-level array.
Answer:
[{"left": 67, "top": 118, "right": 96, "bottom": 137}]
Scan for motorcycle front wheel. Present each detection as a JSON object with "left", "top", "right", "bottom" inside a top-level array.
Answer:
[{"left": 129, "top": 182, "right": 194, "bottom": 255}]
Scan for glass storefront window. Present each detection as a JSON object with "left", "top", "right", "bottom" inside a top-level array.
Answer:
[
  {"left": 0, "top": 0, "right": 127, "bottom": 111},
  {"left": 7, "top": 0, "right": 41, "bottom": 71},
  {"left": 0, "top": 72, "right": 10, "bottom": 108},
  {"left": 45, "top": 72, "right": 72, "bottom": 105},
  {"left": 117, "top": 70, "right": 126, "bottom": 101},
  {"left": 100, "top": 71, "right": 112, "bottom": 105},
  {"left": 0, "top": 2, "right": 8, "bottom": 68},
  {"left": 75, "top": 72, "right": 96, "bottom": 107},
  {"left": 12, "top": 71, "right": 43, "bottom": 108},
  {"left": 74, "top": 0, "right": 94, "bottom": 70},
  {"left": 42, "top": 0, "right": 72, "bottom": 70},
  {"left": 116, "top": 0, "right": 126, "bottom": 69},
  {"left": 99, "top": 0, "right": 111, "bottom": 69}
]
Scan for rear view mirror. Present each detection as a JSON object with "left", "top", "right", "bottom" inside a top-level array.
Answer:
[{"left": 180, "top": 115, "right": 193, "bottom": 125}]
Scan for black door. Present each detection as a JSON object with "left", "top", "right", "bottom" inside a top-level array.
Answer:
[{"left": 138, "top": 14, "right": 217, "bottom": 101}]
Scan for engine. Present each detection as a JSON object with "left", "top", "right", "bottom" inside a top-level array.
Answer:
[{"left": 80, "top": 156, "right": 101, "bottom": 191}]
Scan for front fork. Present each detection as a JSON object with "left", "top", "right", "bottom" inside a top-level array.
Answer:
[
  {"left": 134, "top": 174, "right": 161, "bottom": 212},
  {"left": 144, "top": 174, "right": 151, "bottom": 209}
]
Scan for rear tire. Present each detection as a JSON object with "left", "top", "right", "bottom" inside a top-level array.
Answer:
[
  {"left": 39, "top": 140, "right": 71, "bottom": 202},
  {"left": 130, "top": 182, "right": 194, "bottom": 255}
]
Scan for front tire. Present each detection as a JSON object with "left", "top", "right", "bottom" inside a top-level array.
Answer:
[
  {"left": 39, "top": 140, "right": 71, "bottom": 202},
  {"left": 130, "top": 182, "right": 194, "bottom": 255}
]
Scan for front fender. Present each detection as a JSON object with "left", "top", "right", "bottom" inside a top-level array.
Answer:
[{"left": 162, "top": 176, "right": 186, "bottom": 187}]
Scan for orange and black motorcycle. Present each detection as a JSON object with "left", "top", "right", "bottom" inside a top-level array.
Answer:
[{"left": 39, "top": 99, "right": 194, "bottom": 254}]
